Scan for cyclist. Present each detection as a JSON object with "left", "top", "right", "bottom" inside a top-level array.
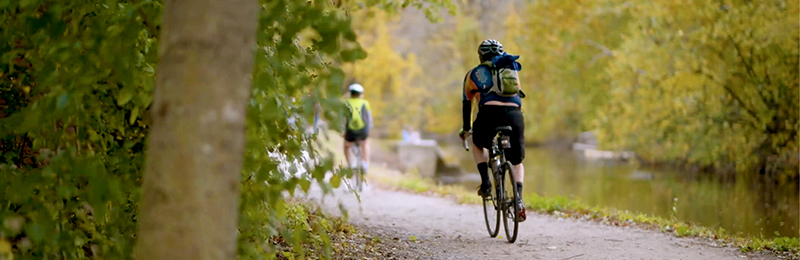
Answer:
[
  {"left": 459, "top": 39, "right": 527, "bottom": 222},
  {"left": 344, "top": 83, "right": 373, "bottom": 174}
]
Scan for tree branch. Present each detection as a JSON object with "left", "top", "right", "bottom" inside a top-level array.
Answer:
[
  {"left": 696, "top": 69, "right": 761, "bottom": 129},
  {"left": 727, "top": 34, "right": 773, "bottom": 108}
]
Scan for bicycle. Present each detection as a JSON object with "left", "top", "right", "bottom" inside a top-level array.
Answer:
[
  {"left": 348, "top": 143, "right": 365, "bottom": 192},
  {"left": 463, "top": 126, "right": 521, "bottom": 243}
]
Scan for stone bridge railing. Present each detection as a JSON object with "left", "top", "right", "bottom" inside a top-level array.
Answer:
[{"left": 396, "top": 140, "right": 463, "bottom": 178}]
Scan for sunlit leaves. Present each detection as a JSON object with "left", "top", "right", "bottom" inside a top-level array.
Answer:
[
  {"left": 0, "top": 0, "right": 449, "bottom": 259},
  {"left": 597, "top": 0, "right": 799, "bottom": 177}
]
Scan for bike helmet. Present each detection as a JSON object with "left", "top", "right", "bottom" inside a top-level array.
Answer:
[
  {"left": 478, "top": 39, "right": 503, "bottom": 56},
  {"left": 348, "top": 83, "right": 364, "bottom": 93}
]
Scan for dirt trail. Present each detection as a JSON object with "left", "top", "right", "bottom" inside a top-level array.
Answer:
[{"left": 305, "top": 174, "right": 775, "bottom": 260}]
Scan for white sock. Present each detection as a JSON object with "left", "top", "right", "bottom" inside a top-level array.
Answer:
[{"left": 362, "top": 161, "right": 369, "bottom": 172}]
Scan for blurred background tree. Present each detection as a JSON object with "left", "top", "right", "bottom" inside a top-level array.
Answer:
[{"left": 351, "top": 0, "right": 797, "bottom": 178}]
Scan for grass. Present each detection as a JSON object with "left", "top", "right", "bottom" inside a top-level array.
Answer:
[
  {"left": 267, "top": 200, "right": 411, "bottom": 260},
  {"left": 368, "top": 170, "right": 800, "bottom": 259}
]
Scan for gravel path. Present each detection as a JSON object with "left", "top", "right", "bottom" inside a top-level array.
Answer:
[{"left": 305, "top": 181, "right": 776, "bottom": 260}]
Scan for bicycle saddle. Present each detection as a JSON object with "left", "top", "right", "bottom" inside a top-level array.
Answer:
[{"left": 495, "top": 126, "right": 513, "bottom": 133}]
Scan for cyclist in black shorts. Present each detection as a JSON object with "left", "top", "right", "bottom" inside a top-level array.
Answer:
[
  {"left": 343, "top": 83, "right": 373, "bottom": 173},
  {"left": 459, "top": 39, "right": 527, "bottom": 222}
]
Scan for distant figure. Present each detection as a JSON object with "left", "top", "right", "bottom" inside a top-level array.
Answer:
[
  {"left": 409, "top": 131, "right": 421, "bottom": 142},
  {"left": 401, "top": 125, "right": 421, "bottom": 143},
  {"left": 402, "top": 125, "right": 412, "bottom": 142},
  {"left": 343, "top": 83, "right": 373, "bottom": 173}
]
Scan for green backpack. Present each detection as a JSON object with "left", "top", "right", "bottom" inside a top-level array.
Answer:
[
  {"left": 479, "top": 54, "right": 526, "bottom": 98},
  {"left": 345, "top": 98, "right": 368, "bottom": 131}
]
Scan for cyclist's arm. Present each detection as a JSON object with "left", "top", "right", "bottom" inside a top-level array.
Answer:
[
  {"left": 362, "top": 102, "right": 373, "bottom": 130},
  {"left": 343, "top": 100, "right": 350, "bottom": 133},
  {"left": 462, "top": 70, "right": 478, "bottom": 131}
]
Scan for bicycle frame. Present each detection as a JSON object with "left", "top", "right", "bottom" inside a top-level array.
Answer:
[{"left": 489, "top": 132, "right": 512, "bottom": 207}]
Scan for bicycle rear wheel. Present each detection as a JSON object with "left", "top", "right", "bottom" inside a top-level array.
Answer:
[
  {"left": 501, "top": 161, "right": 519, "bottom": 243},
  {"left": 354, "top": 169, "right": 363, "bottom": 191},
  {"left": 352, "top": 147, "right": 363, "bottom": 192},
  {"left": 482, "top": 166, "right": 500, "bottom": 237}
]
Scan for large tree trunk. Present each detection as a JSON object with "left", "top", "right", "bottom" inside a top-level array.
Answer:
[{"left": 134, "top": 0, "right": 258, "bottom": 259}]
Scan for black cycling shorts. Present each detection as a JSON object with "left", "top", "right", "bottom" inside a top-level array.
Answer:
[
  {"left": 344, "top": 128, "right": 369, "bottom": 142},
  {"left": 472, "top": 105, "right": 525, "bottom": 165}
]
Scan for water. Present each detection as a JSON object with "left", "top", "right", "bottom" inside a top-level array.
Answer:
[{"left": 458, "top": 147, "right": 799, "bottom": 238}]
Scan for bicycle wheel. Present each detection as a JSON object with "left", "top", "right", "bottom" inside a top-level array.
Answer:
[
  {"left": 482, "top": 164, "right": 500, "bottom": 237},
  {"left": 501, "top": 161, "right": 519, "bottom": 243},
  {"left": 355, "top": 167, "right": 363, "bottom": 192},
  {"left": 352, "top": 147, "right": 363, "bottom": 192}
]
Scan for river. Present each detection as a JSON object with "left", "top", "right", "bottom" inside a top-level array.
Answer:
[{"left": 455, "top": 147, "right": 799, "bottom": 238}]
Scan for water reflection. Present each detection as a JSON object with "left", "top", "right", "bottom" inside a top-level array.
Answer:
[{"left": 458, "top": 148, "right": 799, "bottom": 238}]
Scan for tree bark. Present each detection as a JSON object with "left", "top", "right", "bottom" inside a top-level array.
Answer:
[{"left": 134, "top": 0, "right": 258, "bottom": 259}]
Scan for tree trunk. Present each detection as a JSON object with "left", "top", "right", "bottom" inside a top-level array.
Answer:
[{"left": 134, "top": 0, "right": 258, "bottom": 259}]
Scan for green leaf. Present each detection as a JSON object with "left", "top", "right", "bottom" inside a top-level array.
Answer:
[
  {"left": 26, "top": 224, "right": 45, "bottom": 244},
  {"left": 20, "top": 0, "right": 37, "bottom": 8},
  {"left": 56, "top": 185, "right": 75, "bottom": 199},
  {"left": 117, "top": 86, "right": 135, "bottom": 106},
  {"left": 299, "top": 179, "right": 311, "bottom": 192},
  {"left": 329, "top": 174, "right": 341, "bottom": 189},
  {"left": 88, "top": 128, "right": 100, "bottom": 142},
  {"left": 129, "top": 106, "right": 140, "bottom": 125},
  {"left": 0, "top": 0, "right": 11, "bottom": 8},
  {"left": 74, "top": 236, "right": 85, "bottom": 246},
  {"left": 56, "top": 94, "right": 69, "bottom": 110}
]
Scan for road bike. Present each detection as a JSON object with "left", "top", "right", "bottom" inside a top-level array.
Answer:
[
  {"left": 349, "top": 143, "right": 365, "bottom": 192},
  {"left": 463, "top": 126, "right": 521, "bottom": 243}
]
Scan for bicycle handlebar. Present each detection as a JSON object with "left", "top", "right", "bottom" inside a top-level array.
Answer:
[{"left": 461, "top": 132, "right": 472, "bottom": 151}]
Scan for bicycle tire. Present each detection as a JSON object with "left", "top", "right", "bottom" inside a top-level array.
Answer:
[
  {"left": 501, "top": 161, "right": 519, "bottom": 243},
  {"left": 354, "top": 168, "right": 363, "bottom": 192},
  {"left": 352, "top": 147, "right": 363, "bottom": 192},
  {"left": 482, "top": 165, "right": 500, "bottom": 237}
]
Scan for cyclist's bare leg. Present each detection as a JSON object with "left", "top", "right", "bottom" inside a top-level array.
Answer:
[
  {"left": 471, "top": 139, "right": 488, "bottom": 163},
  {"left": 344, "top": 141, "right": 354, "bottom": 168},
  {"left": 360, "top": 138, "right": 370, "bottom": 169},
  {"left": 513, "top": 163, "right": 524, "bottom": 183}
]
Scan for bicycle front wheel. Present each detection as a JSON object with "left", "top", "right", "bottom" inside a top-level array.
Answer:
[
  {"left": 482, "top": 166, "right": 500, "bottom": 237},
  {"left": 501, "top": 162, "right": 519, "bottom": 243},
  {"left": 354, "top": 167, "right": 363, "bottom": 192}
]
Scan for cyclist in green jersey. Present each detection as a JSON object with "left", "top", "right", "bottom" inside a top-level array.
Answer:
[{"left": 343, "top": 83, "right": 373, "bottom": 173}]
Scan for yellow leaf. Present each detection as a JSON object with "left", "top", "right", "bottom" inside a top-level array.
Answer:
[
  {"left": 0, "top": 238, "right": 12, "bottom": 260},
  {"left": 330, "top": 174, "right": 341, "bottom": 189}
]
